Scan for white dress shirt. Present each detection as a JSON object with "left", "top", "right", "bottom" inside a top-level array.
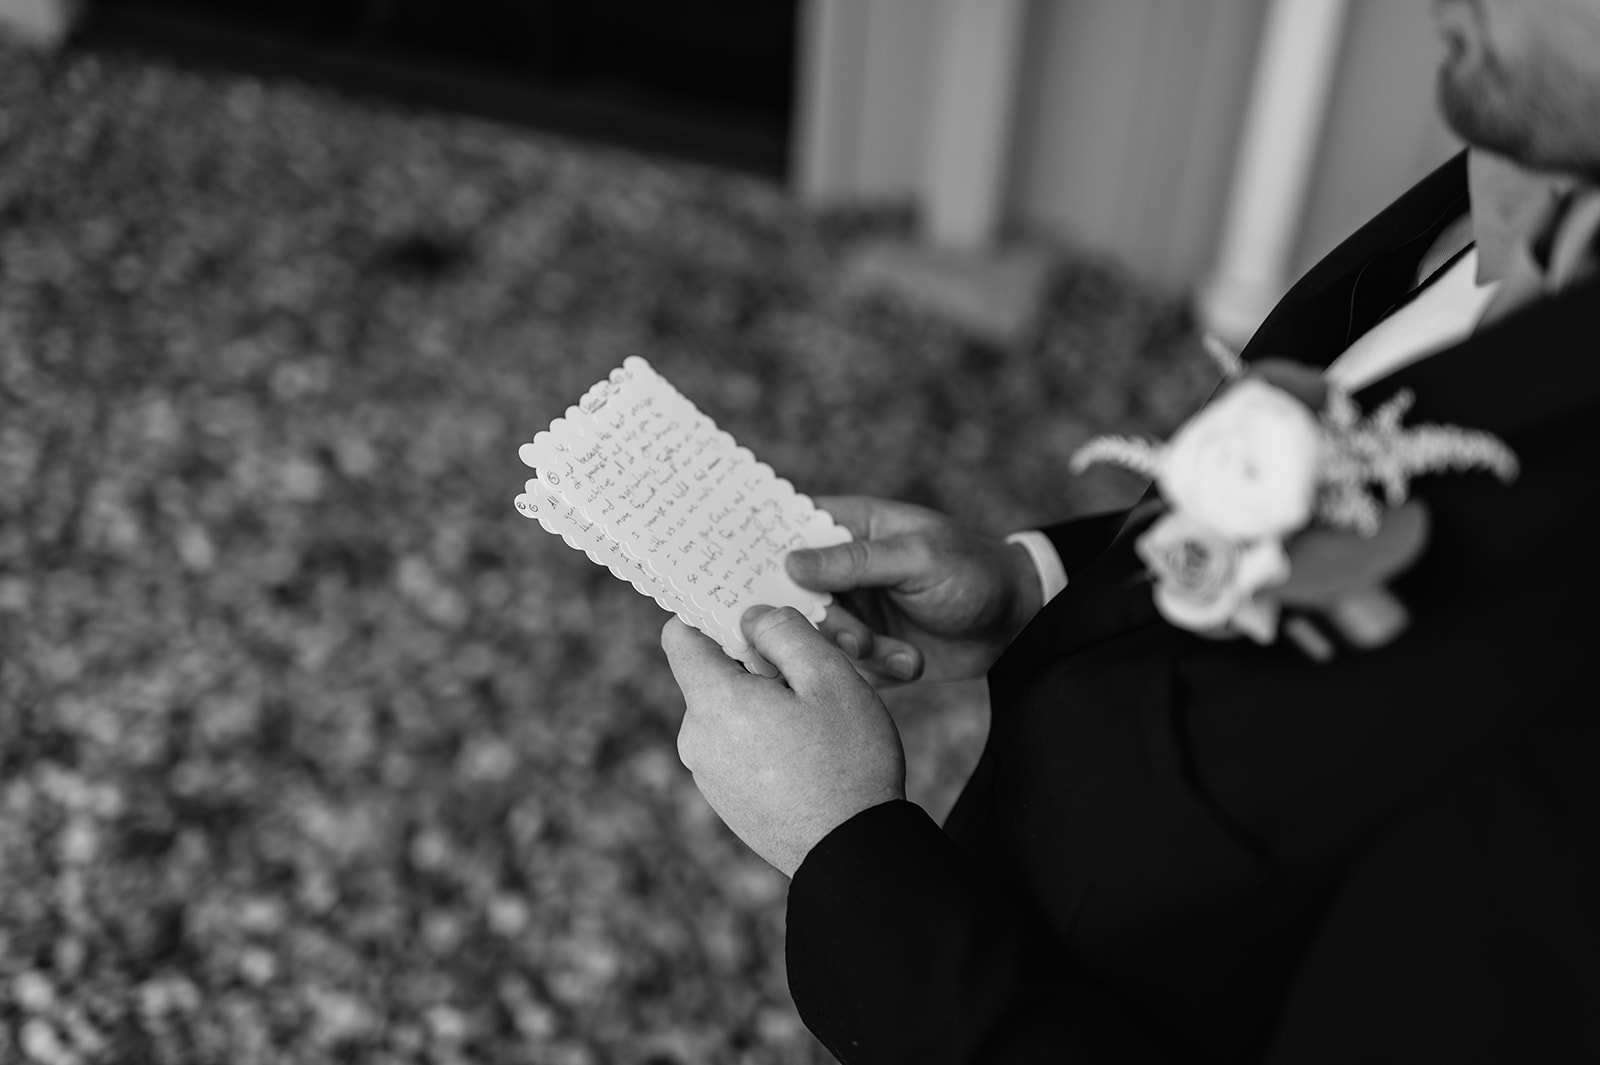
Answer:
[{"left": 1323, "top": 248, "right": 1500, "bottom": 391}]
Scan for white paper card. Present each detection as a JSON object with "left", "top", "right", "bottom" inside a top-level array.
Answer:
[{"left": 514, "top": 357, "right": 850, "bottom": 670}]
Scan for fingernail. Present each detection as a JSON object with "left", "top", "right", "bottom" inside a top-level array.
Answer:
[
  {"left": 741, "top": 604, "right": 775, "bottom": 638},
  {"left": 887, "top": 652, "right": 915, "bottom": 679},
  {"left": 836, "top": 632, "right": 860, "bottom": 658},
  {"left": 785, "top": 550, "right": 814, "bottom": 576}
]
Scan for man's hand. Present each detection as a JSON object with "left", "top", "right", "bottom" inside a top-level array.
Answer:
[
  {"left": 785, "top": 497, "right": 1043, "bottom": 686},
  {"left": 662, "top": 606, "right": 906, "bottom": 878}
]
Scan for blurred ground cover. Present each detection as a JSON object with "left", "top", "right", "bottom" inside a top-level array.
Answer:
[{"left": 0, "top": 40, "right": 1219, "bottom": 1064}]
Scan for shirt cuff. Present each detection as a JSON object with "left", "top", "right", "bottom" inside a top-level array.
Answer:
[{"left": 1004, "top": 529, "right": 1068, "bottom": 607}]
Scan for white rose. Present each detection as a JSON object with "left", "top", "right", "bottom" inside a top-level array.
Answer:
[
  {"left": 1157, "top": 378, "right": 1323, "bottom": 540},
  {"left": 1135, "top": 511, "right": 1290, "bottom": 642}
]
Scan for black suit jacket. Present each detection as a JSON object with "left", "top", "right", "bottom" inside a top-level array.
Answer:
[{"left": 785, "top": 153, "right": 1600, "bottom": 1064}]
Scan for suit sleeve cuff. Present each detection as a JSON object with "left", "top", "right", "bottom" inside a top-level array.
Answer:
[
  {"left": 786, "top": 800, "right": 1012, "bottom": 1060},
  {"left": 1005, "top": 530, "right": 1068, "bottom": 606}
]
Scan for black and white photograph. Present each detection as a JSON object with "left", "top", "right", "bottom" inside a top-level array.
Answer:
[{"left": 1, "top": 1, "right": 1595, "bottom": 1062}]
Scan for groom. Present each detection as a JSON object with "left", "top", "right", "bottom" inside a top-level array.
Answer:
[{"left": 663, "top": 0, "right": 1600, "bottom": 1060}]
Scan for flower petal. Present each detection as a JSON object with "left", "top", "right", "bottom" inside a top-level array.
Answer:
[
  {"left": 1236, "top": 538, "right": 1291, "bottom": 593},
  {"left": 1230, "top": 596, "right": 1281, "bottom": 644},
  {"left": 1153, "top": 578, "right": 1242, "bottom": 633},
  {"left": 1157, "top": 379, "right": 1322, "bottom": 540}
]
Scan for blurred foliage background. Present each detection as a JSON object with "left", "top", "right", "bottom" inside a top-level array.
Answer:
[{"left": 0, "top": 41, "right": 1218, "bottom": 1065}]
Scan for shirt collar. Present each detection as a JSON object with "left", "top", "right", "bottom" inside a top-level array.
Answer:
[{"left": 1466, "top": 149, "right": 1592, "bottom": 282}]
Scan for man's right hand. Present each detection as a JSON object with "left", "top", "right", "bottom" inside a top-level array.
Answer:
[{"left": 785, "top": 497, "right": 1044, "bottom": 687}]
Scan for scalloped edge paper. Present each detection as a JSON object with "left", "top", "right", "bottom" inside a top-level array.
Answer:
[{"left": 514, "top": 357, "right": 851, "bottom": 671}]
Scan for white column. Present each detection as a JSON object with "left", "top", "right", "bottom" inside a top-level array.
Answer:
[
  {"left": 1196, "top": 0, "right": 1352, "bottom": 343},
  {"left": 920, "top": 0, "right": 1030, "bottom": 250}
]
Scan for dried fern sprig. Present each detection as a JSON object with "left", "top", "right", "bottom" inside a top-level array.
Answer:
[
  {"left": 1202, "top": 334, "right": 1245, "bottom": 380},
  {"left": 1310, "top": 387, "right": 1520, "bottom": 533},
  {"left": 1314, "top": 481, "right": 1385, "bottom": 536},
  {"left": 1334, "top": 423, "right": 1519, "bottom": 505},
  {"left": 1068, "top": 436, "right": 1164, "bottom": 478}
]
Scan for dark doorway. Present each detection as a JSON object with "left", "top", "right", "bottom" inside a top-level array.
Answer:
[{"left": 73, "top": 0, "right": 799, "bottom": 178}]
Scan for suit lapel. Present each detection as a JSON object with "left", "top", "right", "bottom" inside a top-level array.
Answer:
[
  {"left": 990, "top": 507, "right": 1163, "bottom": 689},
  {"left": 1350, "top": 272, "right": 1600, "bottom": 442},
  {"left": 1342, "top": 268, "right": 1600, "bottom": 621},
  {"left": 994, "top": 158, "right": 1475, "bottom": 682},
  {"left": 997, "top": 150, "right": 1600, "bottom": 688},
  {"left": 1233, "top": 145, "right": 1600, "bottom": 627},
  {"left": 1243, "top": 152, "right": 1471, "bottom": 369}
]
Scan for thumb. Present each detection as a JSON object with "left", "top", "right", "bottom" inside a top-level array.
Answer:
[
  {"left": 741, "top": 606, "right": 848, "bottom": 692},
  {"left": 786, "top": 536, "right": 928, "bottom": 593},
  {"left": 661, "top": 617, "right": 747, "bottom": 701}
]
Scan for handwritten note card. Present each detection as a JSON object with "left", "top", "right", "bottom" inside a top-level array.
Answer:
[{"left": 515, "top": 357, "right": 850, "bottom": 672}]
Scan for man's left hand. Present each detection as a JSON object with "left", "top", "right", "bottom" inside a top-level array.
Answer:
[{"left": 662, "top": 606, "right": 907, "bottom": 877}]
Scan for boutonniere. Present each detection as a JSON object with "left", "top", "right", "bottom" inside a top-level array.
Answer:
[{"left": 1071, "top": 339, "right": 1519, "bottom": 660}]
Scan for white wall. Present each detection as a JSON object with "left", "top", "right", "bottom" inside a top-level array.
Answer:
[
  {"left": 1292, "top": 0, "right": 1461, "bottom": 276},
  {"left": 1007, "top": 0, "right": 1269, "bottom": 289},
  {"left": 794, "top": 0, "right": 1461, "bottom": 299}
]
